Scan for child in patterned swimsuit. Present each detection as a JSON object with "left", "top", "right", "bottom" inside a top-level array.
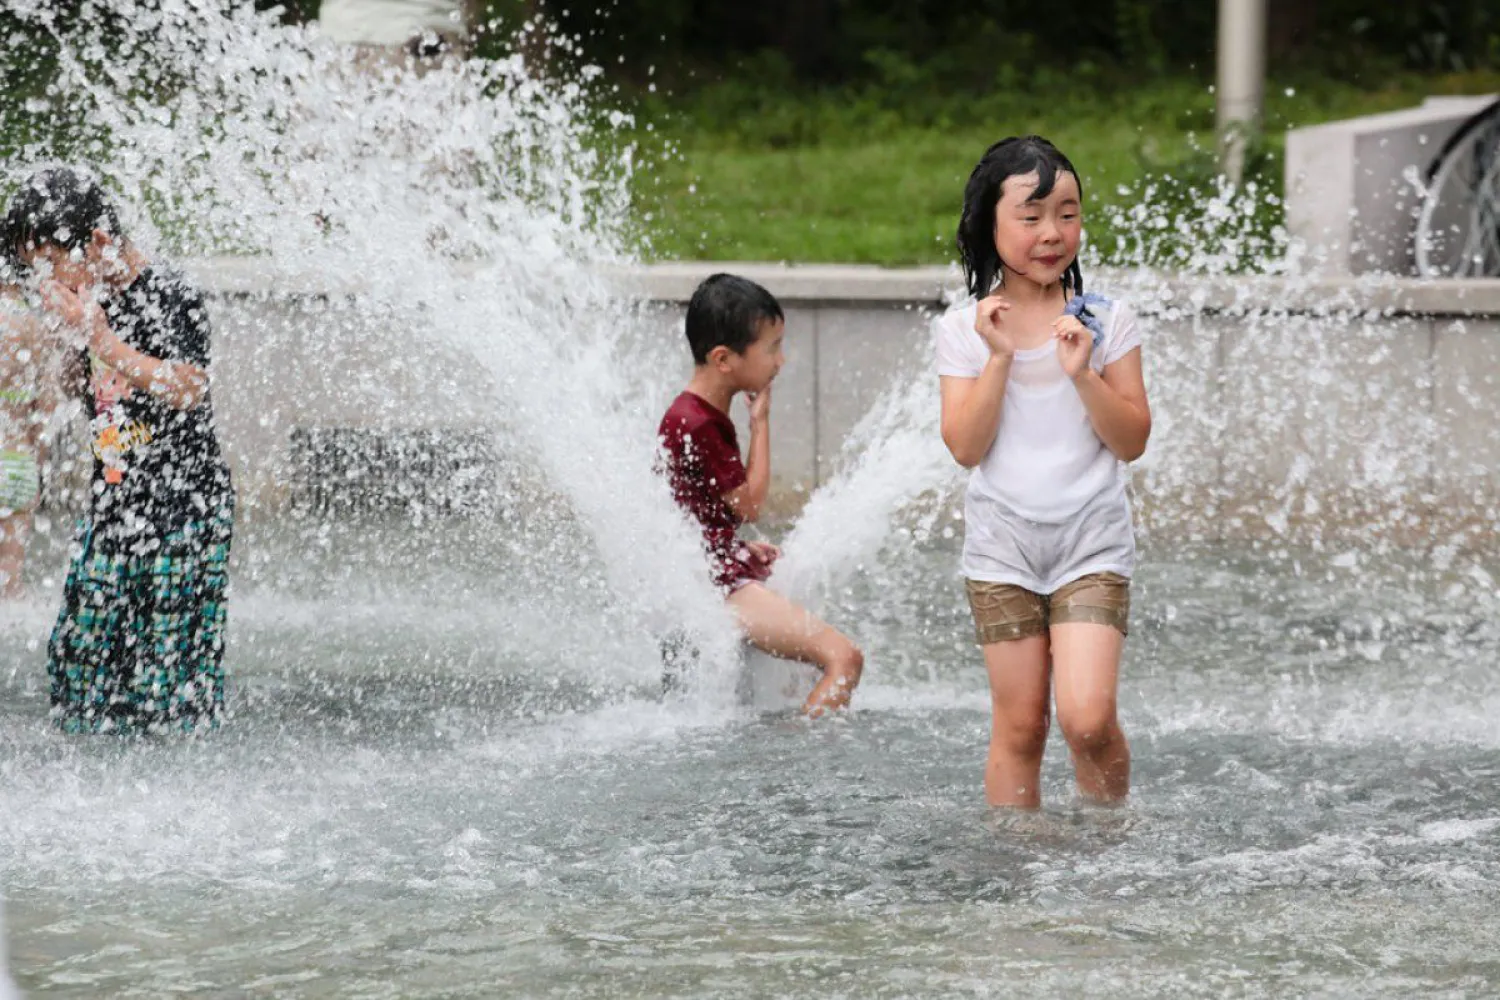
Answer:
[{"left": 5, "top": 167, "right": 235, "bottom": 734}]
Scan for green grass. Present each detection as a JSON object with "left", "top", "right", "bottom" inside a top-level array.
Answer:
[
  {"left": 631, "top": 68, "right": 1500, "bottom": 266},
  {"left": 5, "top": 37, "right": 1496, "bottom": 271}
]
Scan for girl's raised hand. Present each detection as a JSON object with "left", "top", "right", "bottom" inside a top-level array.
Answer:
[
  {"left": 1053, "top": 314, "right": 1093, "bottom": 380},
  {"left": 973, "top": 295, "right": 1016, "bottom": 357}
]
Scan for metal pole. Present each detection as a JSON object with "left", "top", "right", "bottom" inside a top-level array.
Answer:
[{"left": 1217, "top": 0, "right": 1267, "bottom": 186}]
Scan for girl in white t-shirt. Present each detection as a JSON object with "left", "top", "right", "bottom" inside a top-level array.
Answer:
[{"left": 936, "top": 135, "right": 1152, "bottom": 808}]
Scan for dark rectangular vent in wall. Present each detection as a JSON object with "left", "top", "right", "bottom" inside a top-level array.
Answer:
[{"left": 287, "top": 427, "right": 497, "bottom": 515}]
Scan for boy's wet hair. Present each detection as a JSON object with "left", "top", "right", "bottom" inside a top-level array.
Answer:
[
  {"left": 3, "top": 166, "right": 123, "bottom": 265},
  {"left": 684, "top": 273, "right": 784, "bottom": 365},
  {"left": 956, "top": 135, "right": 1085, "bottom": 300}
]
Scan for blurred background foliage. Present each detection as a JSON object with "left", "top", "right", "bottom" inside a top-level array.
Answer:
[{"left": 3, "top": 1, "right": 1497, "bottom": 264}]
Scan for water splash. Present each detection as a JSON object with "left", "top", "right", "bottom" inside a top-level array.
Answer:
[
  {"left": 4, "top": 0, "right": 741, "bottom": 693},
  {"left": 776, "top": 325, "right": 962, "bottom": 605}
]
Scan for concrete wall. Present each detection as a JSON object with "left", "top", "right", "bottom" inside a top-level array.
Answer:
[
  {"left": 1285, "top": 95, "right": 1496, "bottom": 275},
  {"left": 631, "top": 263, "right": 1500, "bottom": 545},
  {"left": 149, "top": 259, "right": 1500, "bottom": 546}
]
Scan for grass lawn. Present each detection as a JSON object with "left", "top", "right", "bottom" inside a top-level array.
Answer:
[
  {"left": 631, "top": 69, "right": 1500, "bottom": 266},
  {"left": 4, "top": 43, "right": 1495, "bottom": 270}
]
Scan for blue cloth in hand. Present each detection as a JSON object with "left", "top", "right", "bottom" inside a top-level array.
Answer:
[{"left": 1063, "top": 293, "right": 1110, "bottom": 350}]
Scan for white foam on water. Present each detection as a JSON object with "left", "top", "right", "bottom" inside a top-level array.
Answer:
[{"left": 1418, "top": 817, "right": 1500, "bottom": 844}]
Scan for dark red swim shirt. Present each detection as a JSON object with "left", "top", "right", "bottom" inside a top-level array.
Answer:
[{"left": 656, "top": 391, "right": 755, "bottom": 592}]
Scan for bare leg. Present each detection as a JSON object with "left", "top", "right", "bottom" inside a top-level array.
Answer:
[
  {"left": 0, "top": 511, "right": 30, "bottom": 599},
  {"left": 1051, "top": 622, "right": 1130, "bottom": 803},
  {"left": 981, "top": 635, "right": 1051, "bottom": 808},
  {"left": 727, "top": 583, "right": 863, "bottom": 717}
]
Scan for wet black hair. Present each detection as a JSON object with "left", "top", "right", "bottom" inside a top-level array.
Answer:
[
  {"left": 684, "top": 273, "right": 784, "bottom": 366},
  {"left": 3, "top": 166, "right": 124, "bottom": 267},
  {"left": 956, "top": 135, "right": 1084, "bottom": 300}
]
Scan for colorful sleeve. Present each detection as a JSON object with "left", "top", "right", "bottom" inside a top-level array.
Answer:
[
  {"left": 1102, "top": 299, "right": 1142, "bottom": 367},
  {"left": 691, "top": 420, "right": 747, "bottom": 495},
  {"left": 935, "top": 308, "right": 985, "bottom": 378}
]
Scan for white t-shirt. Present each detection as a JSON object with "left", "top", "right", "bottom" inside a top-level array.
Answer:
[{"left": 935, "top": 294, "right": 1142, "bottom": 524}]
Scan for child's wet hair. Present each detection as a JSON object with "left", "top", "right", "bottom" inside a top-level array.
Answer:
[
  {"left": 684, "top": 273, "right": 784, "bottom": 365},
  {"left": 3, "top": 166, "right": 124, "bottom": 265},
  {"left": 956, "top": 135, "right": 1085, "bottom": 300}
]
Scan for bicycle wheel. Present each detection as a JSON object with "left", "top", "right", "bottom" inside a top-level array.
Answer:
[{"left": 1413, "top": 99, "right": 1500, "bottom": 278}]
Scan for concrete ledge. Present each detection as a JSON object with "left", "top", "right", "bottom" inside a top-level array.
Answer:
[
  {"left": 126, "top": 257, "right": 1500, "bottom": 551},
  {"left": 628, "top": 261, "right": 958, "bottom": 307},
  {"left": 625, "top": 261, "right": 1500, "bottom": 318},
  {"left": 1158, "top": 273, "right": 1500, "bottom": 317},
  {"left": 184, "top": 257, "right": 1500, "bottom": 318}
]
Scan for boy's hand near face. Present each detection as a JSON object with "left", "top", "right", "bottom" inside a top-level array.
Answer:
[
  {"left": 38, "top": 280, "right": 96, "bottom": 352},
  {"left": 39, "top": 277, "right": 205, "bottom": 410},
  {"left": 747, "top": 383, "right": 772, "bottom": 426}
]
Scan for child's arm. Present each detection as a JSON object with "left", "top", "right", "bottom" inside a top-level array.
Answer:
[
  {"left": 86, "top": 307, "right": 209, "bottom": 410},
  {"left": 940, "top": 295, "right": 1017, "bottom": 467},
  {"left": 940, "top": 358, "right": 1012, "bottom": 468},
  {"left": 1073, "top": 352, "right": 1150, "bottom": 461},
  {"left": 43, "top": 283, "right": 208, "bottom": 411},
  {"left": 1054, "top": 315, "right": 1151, "bottom": 461},
  {"left": 723, "top": 386, "right": 771, "bottom": 522}
]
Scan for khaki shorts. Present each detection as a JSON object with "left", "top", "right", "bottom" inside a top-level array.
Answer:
[{"left": 965, "top": 572, "right": 1130, "bottom": 644}]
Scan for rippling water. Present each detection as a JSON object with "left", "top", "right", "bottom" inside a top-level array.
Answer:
[{"left": 3, "top": 518, "right": 1497, "bottom": 998}]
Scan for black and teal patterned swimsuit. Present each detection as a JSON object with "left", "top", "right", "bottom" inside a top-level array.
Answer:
[{"left": 46, "top": 266, "right": 235, "bottom": 735}]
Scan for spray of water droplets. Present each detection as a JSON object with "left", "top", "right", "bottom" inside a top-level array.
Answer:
[{"left": 4, "top": 0, "right": 746, "bottom": 696}]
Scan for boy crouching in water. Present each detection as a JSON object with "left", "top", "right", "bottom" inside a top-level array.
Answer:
[{"left": 657, "top": 274, "right": 863, "bottom": 716}]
